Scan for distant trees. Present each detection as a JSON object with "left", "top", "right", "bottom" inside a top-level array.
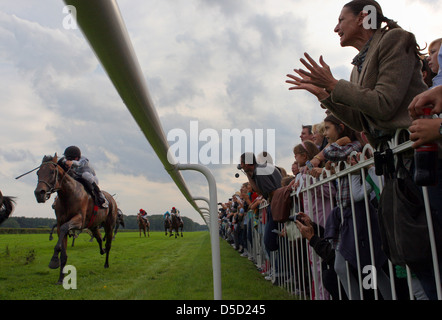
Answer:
[
  {"left": 0, "top": 217, "right": 55, "bottom": 229},
  {"left": 120, "top": 215, "right": 207, "bottom": 231},
  {"left": 0, "top": 215, "right": 208, "bottom": 232}
]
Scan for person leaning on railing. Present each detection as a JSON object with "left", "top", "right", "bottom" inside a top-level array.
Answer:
[
  {"left": 286, "top": 0, "right": 427, "bottom": 148},
  {"left": 295, "top": 212, "right": 348, "bottom": 300},
  {"left": 290, "top": 139, "right": 336, "bottom": 300},
  {"left": 320, "top": 114, "right": 390, "bottom": 300},
  {"left": 408, "top": 43, "right": 442, "bottom": 298},
  {"left": 240, "top": 152, "right": 282, "bottom": 259}
]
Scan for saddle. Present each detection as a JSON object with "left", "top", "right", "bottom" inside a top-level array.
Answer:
[
  {"left": 77, "top": 179, "right": 101, "bottom": 206},
  {"left": 57, "top": 158, "right": 106, "bottom": 208}
]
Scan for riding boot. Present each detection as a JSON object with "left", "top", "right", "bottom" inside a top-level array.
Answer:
[
  {"left": 80, "top": 180, "right": 100, "bottom": 209},
  {"left": 92, "top": 182, "right": 108, "bottom": 208}
]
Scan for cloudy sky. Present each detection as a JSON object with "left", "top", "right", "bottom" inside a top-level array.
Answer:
[{"left": 0, "top": 0, "right": 441, "bottom": 225}]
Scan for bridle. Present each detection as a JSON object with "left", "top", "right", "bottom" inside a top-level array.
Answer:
[{"left": 37, "top": 161, "right": 69, "bottom": 200}]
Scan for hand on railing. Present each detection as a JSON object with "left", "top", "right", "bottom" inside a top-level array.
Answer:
[
  {"left": 408, "top": 86, "right": 442, "bottom": 119},
  {"left": 309, "top": 167, "right": 323, "bottom": 178}
]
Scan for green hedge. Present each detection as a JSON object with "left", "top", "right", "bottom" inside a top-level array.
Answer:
[{"left": 0, "top": 228, "right": 52, "bottom": 234}]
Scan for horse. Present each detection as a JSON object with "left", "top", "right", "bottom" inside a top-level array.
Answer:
[
  {"left": 170, "top": 213, "right": 184, "bottom": 238},
  {"left": 137, "top": 214, "right": 150, "bottom": 237},
  {"left": 164, "top": 216, "right": 171, "bottom": 236},
  {"left": 0, "top": 190, "right": 16, "bottom": 226},
  {"left": 34, "top": 154, "right": 118, "bottom": 284}
]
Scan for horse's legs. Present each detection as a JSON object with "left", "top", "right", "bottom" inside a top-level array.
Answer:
[
  {"left": 90, "top": 227, "right": 105, "bottom": 255},
  {"left": 49, "top": 223, "right": 57, "bottom": 241},
  {"left": 113, "top": 223, "right": 119, "bottom": 240},
  {"left": 49, "top": 225, "right": 63, "bottom": 270},
  {"left": 103, "top": 224, "right": 114, "bottom": 269},
  {"left": 51, "top": 216, "right": 83, "bottom": 284},
  {"left": 58, "top": 234, "right": 68, "bottom": 284},
  {"left": 48, "top": 222, "right": 69, "bottom": 284},
  {"left": 49, "top": 220, "right": 72, "bottom": 270}
]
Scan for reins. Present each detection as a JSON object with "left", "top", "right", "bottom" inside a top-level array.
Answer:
[
  {"left": 33, "top": 161, "right": 71, "bottom": 200},
  {"left": 15, "top": 166, "right": 40, "bottom": 180}
]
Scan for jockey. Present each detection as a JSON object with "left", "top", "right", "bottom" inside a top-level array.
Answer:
[
  {"left": 60, "top": 146, "right": 107, "bottom": 208},
  {"left": 163, "top": 211, "right": 170, "bottom": 220},
  {"left": 138, "top": 208, "right": 148, "bottom": 222},
  {"left": 171, "top": 207, "right": 183, "bottom": 223}
]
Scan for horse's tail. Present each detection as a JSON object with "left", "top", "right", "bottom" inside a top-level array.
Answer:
[
  {"left": 117, "top": 209, "right": 125, "bottom": 228},
  {"left": 0, "top": 195, "right": 16, "bottom": 225}
]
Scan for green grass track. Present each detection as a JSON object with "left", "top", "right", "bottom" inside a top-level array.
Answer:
[{"left": 0, "top": 231, "right": 297, "bottom": 300}]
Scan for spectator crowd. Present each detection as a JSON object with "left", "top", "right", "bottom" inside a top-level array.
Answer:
[{"left": 218, "top": 0, "right": 442, "bottom": 300}]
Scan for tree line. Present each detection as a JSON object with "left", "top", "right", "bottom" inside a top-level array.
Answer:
[{"left": 0, "top": 215, "right": 208, "bottom": 232}]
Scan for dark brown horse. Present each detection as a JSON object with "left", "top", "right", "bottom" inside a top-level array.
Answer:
[
  {"left": 34, "top": 154, "right": 118, "bottom": 284},
  {"left": 0, "top": 190, "right": 15, "bottom": 226},
  {"left": 170, "top": 213, "right": 183, "bottom": 238},
  {"left": 137, "top": 214, "right": 150, "bottom": 237}
]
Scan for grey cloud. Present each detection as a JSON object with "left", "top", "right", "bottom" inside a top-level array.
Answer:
[
  {"left": 0, "top": 148, "right": 34, "bottom": 163},
  {"left": 196, "top": 0, "right": 248, "bottom": 16},
  {"left": 225, "top": 73, "right": 264, "bottom": 114},
  {"left": 0, "top": 12, "right": 96, "bottom": 80},
  {"left": 247, "top": 14, "right": 280, "bottom": 48}
]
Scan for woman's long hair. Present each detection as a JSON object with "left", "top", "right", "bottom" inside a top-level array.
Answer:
[{"left": 344, "top": 0, "right": 423, "bottom": 56}]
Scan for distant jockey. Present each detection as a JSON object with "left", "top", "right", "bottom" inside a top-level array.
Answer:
[
  {"left": 171, "top": 207, "right": 183, "bottom": 224},
  {"left": 138, "top": 208, "right": 148, "bottom": 222}
]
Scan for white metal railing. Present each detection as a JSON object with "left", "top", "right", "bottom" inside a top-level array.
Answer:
[
  {"left": 244, "top": 131, "right": 441, "bottom": 300},
  {"left": 65, "top": 0, "right": 222, "bottom": 299}
]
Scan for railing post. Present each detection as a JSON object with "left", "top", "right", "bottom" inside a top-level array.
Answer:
[
  {"left": 176, "top": 163, "right": 222, "bottom": 300},
  {"left": 200, "top": 210, "right": 211, "bottom": 230},
  {"left": 194, "top": 197, "right": 211, "bottom": 226}
]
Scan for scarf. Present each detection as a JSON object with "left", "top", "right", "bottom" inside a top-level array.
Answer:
[{"left": 351, "top": 38, "right": 372, "bottom": 73}]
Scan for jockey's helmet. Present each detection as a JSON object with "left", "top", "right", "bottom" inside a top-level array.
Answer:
[{"left": 64, "top": 146, "right": 81, "bottom": 160}]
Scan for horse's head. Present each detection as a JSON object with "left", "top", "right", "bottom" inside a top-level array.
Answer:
[{"left": 34, "top": 153, "right": 61, "bottom": 203}]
